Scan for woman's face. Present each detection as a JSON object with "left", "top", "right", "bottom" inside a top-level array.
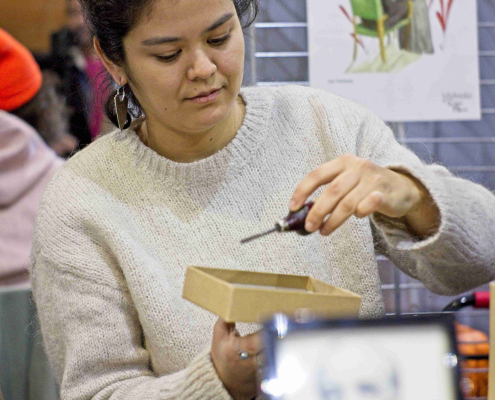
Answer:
[{"left": 121, "top": 0, "right": 245, "bottom": 135}]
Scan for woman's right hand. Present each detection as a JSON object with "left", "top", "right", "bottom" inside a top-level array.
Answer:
[{"left": 210, "top": 318, "right": 263, "bottom": 400}]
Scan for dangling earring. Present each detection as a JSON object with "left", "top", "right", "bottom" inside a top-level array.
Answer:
[{"left": 114, "top": 85, "right": 129, "bottom": 131}]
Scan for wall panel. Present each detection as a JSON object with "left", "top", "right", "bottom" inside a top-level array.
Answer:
[{"left": 0, "top": 0, "right": 66, "bottom": 53}]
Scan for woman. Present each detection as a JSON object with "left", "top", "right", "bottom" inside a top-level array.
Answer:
[
  {"left": 0, "top": 29, "right": 66, "bottom": 286},
  {"left": 0, "top": 28, "right": 77, "bottom": 158},
  {"left": 0, "top": 110, "right": 65, "bottom": 286},
  {"left": 30, "top": 0, "right": 495, "bottom": 399},
  {"left": 9, "top": 71, "right": 78, "bottom": 157}
]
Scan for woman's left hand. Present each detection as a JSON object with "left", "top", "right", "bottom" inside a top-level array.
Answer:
[{"left": 289, "top": 154, "right": 439, "bottom": 237}]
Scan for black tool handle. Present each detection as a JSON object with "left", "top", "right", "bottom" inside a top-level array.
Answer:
[{"left": 284, "top": 201, "right": 314, "bottom": 235}]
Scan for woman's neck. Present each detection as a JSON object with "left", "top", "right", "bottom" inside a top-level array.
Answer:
[{"left": 137, "top": 96, "right": 245, "bottom": 163}]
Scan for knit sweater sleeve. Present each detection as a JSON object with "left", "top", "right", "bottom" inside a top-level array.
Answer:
[
  {"left": 356, "top": 108, "right": 495, "bottom": 295},
  {"left": 30, "top": 175, "right": 232, "bottom": 400}
]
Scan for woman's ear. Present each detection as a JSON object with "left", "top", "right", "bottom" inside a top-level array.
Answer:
[{"left": 94, "top": 37, "right": 128, "bottom": 86}]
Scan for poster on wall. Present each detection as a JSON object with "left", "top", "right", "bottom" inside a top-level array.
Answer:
[{"left": 307, "top": 0, "right": 481, "bottom": 121}]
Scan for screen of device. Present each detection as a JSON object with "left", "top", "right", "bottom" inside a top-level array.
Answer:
[{"left": 262, "top": 316, "right": 461, "bottom": 400}]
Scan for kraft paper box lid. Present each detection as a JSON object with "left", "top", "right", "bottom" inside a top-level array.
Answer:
[{"left": 182, "top": 266, "right": 361, "bottom": 323}]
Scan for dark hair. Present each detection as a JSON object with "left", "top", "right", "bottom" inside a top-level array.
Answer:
[
  {"left": 79, "top": 0, "right": 259, "bottom": 128},
  {"left": 11, "top": 71, "right": 70, "bottom": 146}
]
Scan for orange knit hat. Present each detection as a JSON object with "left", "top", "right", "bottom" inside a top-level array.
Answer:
[{"left": 0, "top": 29, "right": 42, "bottom": 111}]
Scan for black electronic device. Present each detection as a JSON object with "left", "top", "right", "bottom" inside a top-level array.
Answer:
[{"left": 261, "top": 313, "right": 463, "bottom": 400}]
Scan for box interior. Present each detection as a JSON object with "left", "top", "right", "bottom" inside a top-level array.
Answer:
[{"left": 195, "top": 266, "right": 314, "bottom": 291}]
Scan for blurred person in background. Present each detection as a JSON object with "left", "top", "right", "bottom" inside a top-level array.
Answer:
[
  {"left": 0, "top": 28, "right": 67, "bottom": 285},
  {"left": 9, "top": 70, "right": 78, "bottom": 157},
  {"left": 48, "top": 0, "right": 107, "bottom": 147}
]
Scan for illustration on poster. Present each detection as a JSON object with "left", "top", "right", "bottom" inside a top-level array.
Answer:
[{"left": 307, "top": 0, "right": 480, "bottom": 121}]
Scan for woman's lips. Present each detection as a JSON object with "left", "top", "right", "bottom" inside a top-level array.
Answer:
[{"left": 187, "top": 88, "right": 222, "bottom": 104}]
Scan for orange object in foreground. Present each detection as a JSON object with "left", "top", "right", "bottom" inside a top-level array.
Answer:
[{"left": 455, "top": 322, "right": 489, "bottom": 398}]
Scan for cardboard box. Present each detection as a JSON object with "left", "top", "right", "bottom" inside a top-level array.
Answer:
[
  {"left": 488, "top": 282, "right": 495, "bottom": 398},
  {"left": 182, "top": 266, "right": 361, "bottom": 323}
]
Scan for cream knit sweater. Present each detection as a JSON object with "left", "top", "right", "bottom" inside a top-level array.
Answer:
[{"left": 31, "top": 86, "right": 495, "bottom": 400}]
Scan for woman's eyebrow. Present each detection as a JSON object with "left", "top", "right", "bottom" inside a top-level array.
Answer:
[
  {"left": 141, "top": 12, "right": 235, "bottom": 46},
  {"left": 203, "top": 12, "right": 235, "bottom": 34}
]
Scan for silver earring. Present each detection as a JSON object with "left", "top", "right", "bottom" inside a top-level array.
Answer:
[{"left": 114, "top": 85, "right": 129, "bottom": 131}]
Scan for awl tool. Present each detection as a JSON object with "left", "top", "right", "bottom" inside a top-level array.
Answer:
[{"left": 240, "top": 202, "right": 315, "bottom": 244}]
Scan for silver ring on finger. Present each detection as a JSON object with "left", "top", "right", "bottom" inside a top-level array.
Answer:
[{"left": 237, "top": 336, "right": 252, "bottom": 360}]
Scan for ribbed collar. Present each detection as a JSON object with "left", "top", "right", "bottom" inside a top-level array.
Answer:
[{"left": 112, "top": 87, "right": 272, "bottom": 188}]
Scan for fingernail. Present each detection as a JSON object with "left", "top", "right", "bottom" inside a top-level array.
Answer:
[
  {"left": 289, "top": 200, "right": 297, "bottom": 210},
  {"left": 320, "top": 228, "right": 330, "bottom": 236},
  {"left": 305, "top": 221, "right": 315, "bottom": 232}
]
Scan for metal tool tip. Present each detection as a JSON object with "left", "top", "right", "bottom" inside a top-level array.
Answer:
[{"left": 240, "top": 227, "right": 278, "bottom": 244}]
